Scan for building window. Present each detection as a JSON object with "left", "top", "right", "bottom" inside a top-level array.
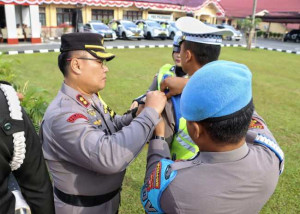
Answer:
[
  {"left": 92, "top": 9, "right": 114, "bottom": 24},
  {"left": 39, "top": 7, "right": 46, "bottom": 26},
  {"left": 123, "top": 11, "right": 142, "bottom": 22},
  {"left": 56, "top": 8, "right": 73, "bottom": 26}
]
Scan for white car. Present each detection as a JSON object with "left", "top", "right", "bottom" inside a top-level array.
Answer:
[
  {"left": 217, "top": 24, "right": 242, "bottom": 41},
  {"left": 135, "top": 20, "right": 168, "bottom": 40},
  {"left": 167, "top": 21, "right": 179, "bottom": 39},
  {"left": 83, "top": 22, "right": 117, "bottom": 41},
  {"left": 109, "top": 20, "right": 144, "bottom": 40}
]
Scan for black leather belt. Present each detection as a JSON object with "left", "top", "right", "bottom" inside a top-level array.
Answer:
[{"left": 54, "top": 186, "right": 121, "bottom": 207}]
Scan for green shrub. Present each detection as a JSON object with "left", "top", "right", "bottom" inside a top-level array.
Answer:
[
  {"left": 0, "top": 55, "right": 18, "bottom": 83},
  {"left": 257, "top": 30, "right": 263, "bottom": 37},
  {"left": 0, "top": 56, "right": 48, "bottom": 131},
  {"left": 20, "top": 82, "right": 49, "bottom": 131}
]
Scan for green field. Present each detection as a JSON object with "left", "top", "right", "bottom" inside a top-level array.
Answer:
[{"left": 3, "top": 47, "right": 300, "bottom": 213}]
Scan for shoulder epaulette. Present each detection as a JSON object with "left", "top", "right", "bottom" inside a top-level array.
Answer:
[{"left": 254, "top": 134, "right": 284, "bottom": 174}]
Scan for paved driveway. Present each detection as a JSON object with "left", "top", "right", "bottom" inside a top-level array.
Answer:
[{"left": 0, "top": 37, "right": 300, "bottom": 53}]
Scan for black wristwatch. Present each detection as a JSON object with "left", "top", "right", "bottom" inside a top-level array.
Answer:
[{"left": 151, "top": 136, "right": 165, "bottom": 141}]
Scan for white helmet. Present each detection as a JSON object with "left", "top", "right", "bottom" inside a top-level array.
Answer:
[{"left": 173, "top": 31, "right": 182, "bottom": 52}]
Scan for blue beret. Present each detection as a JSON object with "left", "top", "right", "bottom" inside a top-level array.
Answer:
[{"left": 181, "top": 60, "right": 252, "bottom": 121}]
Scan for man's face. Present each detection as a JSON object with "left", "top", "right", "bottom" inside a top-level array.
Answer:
[
  {"left": 172, "top": 52, "right": 181, "bottom": 67},
  {"left": 77, "top": 53, "right": 108, "bottom": 94},
  {"left": 179, "top": 42, "right": 189, "bottom": 75}
]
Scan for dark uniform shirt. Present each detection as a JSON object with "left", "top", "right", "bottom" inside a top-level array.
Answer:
[
  {"left": 0, "top": 83, "right": 54, "bottom": 214},
  {"left": 42, "top": 83, "right": 160, "bottom": 213},
  {"left": 144, "top": 112, "right": 282, "bottom": 214}
]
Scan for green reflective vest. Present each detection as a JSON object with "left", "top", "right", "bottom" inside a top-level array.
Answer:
[{"left": 157, "top": 64, "right": 199, "bottom": 160}]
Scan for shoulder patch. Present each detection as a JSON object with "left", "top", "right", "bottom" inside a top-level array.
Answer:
[
  {"left": 76, "top": 94, "right": 90, "bottom": 108},
  {"left": 67, "top": 113, "right": 88, "bottom": 123},
  {"left": 146, "top": 162, "right": 162, "bottom": 191},
  {"left": 141, "top": 159, "right": 177, "bottom": 214},
  {"left": 249, "top": 118, "right": 264, "bottom": 129}
]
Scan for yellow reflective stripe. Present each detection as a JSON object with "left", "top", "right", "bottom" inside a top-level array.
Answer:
[
  {"left": 175, "top": 135, "right": 196, "bottom": 153},
  {"left": 85, "top": 45, "right": 105, "bottom": 50},
  {"left": 177, "top": 129, "right": 195, "bottom": 144}
]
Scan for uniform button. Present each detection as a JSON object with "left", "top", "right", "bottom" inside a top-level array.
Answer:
[{"left": 3, "top": 122, "right": 12, "bottom": 131}]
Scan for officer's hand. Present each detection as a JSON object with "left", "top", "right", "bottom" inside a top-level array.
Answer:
[
  {"left": 136, "top": 104, "right": 145, "bottom": 116},
  {"left": 130, "top": 101, "right": 138, "bottom": 110},
  {"left": 154, "top": 118, "right": 165, "bottom": 137},
  {"left": 160, "top": 77, "right": 189, "bottom": 99},
  {"left": 145, "top": 91, "right": 166, "bottom": 115}
]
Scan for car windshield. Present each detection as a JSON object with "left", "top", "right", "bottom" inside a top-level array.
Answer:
[
  {"left": 223, "top": 25, "right": 238, "bottom": 32},
  {"left": 147, "top": 21, "right": 161, "bottom": 28},
  {"left": 92, "top": 24, "right": 109, "bottom": 30},
  {"left": 122, "top": 21, "right": 137, "bottom": 28}
]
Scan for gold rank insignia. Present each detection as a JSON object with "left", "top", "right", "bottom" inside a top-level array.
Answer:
[
  {"left": 97, "top": 92, "right": 116, "bottom": 118},
  {"left": 87, "top": 109, "right": 97, "bottom": 117},
  {"left": 76, "top": 94, "right": 90, "bottom": 108},
  {"left": 93, "top": 120, "right": 102, "bottom": 126}
]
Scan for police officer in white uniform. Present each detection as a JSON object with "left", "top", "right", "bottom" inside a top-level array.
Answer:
[
  {"left": 141, "top": 17, "right": 284, "bottom": 214},
  {"left": 41, "top": 33, "right": 166, "bottom": 214}
]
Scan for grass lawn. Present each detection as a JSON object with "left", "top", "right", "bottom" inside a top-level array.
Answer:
[{"left": 3, "top": 47, "right": 300, "bottom": 213}]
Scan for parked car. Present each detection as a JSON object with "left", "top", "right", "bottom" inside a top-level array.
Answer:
[
  {"left": 167, "top": 21, "right": 179, "bottom": 39},
  {"left": 83, "top": 21, "right": 117, "bottom": 40},
  {"left": 155, "top": 20, "right": 179, "bottom": 39},
  {"left": 108, "top": 20, "right": 143, "bottom": 40},
  {"left": 216, "top": 24, "right": 242, "bottom": 41},
  {"left": 135, "top": 20, "right": 168, "bottom": 40},
  {"left": 284, "top": 29, "right": 300, "bottom": 43}
]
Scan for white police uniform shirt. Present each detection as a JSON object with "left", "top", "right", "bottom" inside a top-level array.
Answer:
[
  {"left": 42, "top": 83, "right": 160, "bottom": 214},
  {"left": 144, "top": 112, "right": 282, "bottom": 214}
]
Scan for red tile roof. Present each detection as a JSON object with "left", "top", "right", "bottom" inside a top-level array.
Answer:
[
  {"left": 131, "top": 0, "right": 206, "bottom": 7},
  {"left": 219, "top": 0, "right": 300, "bottom": 18}
]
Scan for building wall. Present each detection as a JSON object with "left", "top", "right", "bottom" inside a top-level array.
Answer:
[
  {"left": 194, "top": 3, "right": 219, "bottom": 24},
  {"left": 259, "top": 22, "right": 287, "bottom": 34},
  {"left": 37, "top": 2, "right": 221, "bottom": 37}
]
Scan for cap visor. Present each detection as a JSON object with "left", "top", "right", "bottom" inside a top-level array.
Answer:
[
  {"left": 176, "top": 17, "right": 233, "bottom": 36},
  {"left": 89, "top": 50, "right": 115, "bottom": 61}
]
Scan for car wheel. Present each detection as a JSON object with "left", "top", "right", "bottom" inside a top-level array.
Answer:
[
  {"left": 146, "top": 32, "right": 152, "bottom": 40},
  {"left": 122, "top": 32, "right": 127, "bottom": 40},
  {"left": 137, "top": 38, "right": 141, "bottom": 40},
  {"left": 161, "top": 37, "right": 166, "bottom": 40},
  {"left": 170, "top": 32, "right": 175, "bottom": 40}
]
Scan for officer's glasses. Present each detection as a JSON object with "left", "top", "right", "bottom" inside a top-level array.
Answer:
[{"left": 67, "top": 58, "right": 107, "bottom": 68}]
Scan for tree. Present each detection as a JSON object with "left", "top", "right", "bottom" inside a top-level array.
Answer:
[{"left": 237, "top": 18, "right": 262, "bottom": 48}]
